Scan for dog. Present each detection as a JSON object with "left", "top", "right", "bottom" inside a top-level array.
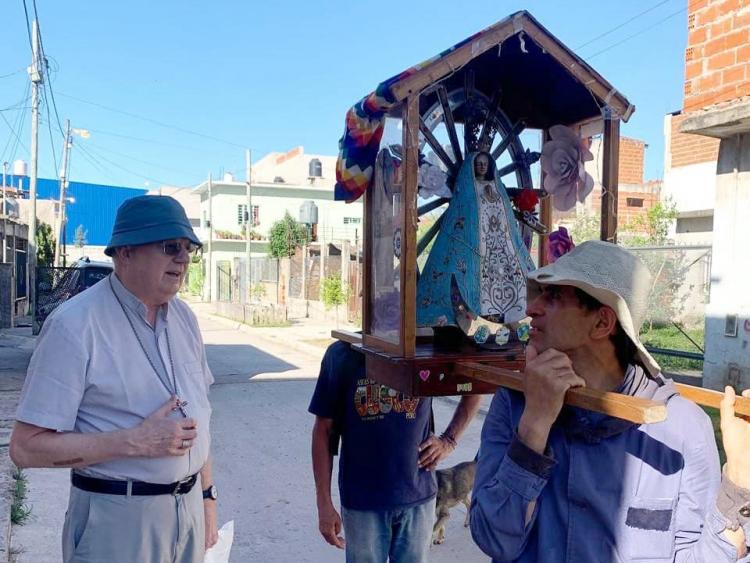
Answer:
[{"left": 432, "top": 459, "right": 476, "bottom": 545}]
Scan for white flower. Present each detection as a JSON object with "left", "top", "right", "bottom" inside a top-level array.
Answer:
[
  {"left": 540, "top": 125, "right": 594, "bottom": 211},
  {"left": 418, "top": 163, "right": 452, "bottom": 199}
]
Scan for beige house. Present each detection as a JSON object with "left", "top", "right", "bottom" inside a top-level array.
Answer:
[{"left": 193, "top": 147, "right": 363, "bottom": 302}]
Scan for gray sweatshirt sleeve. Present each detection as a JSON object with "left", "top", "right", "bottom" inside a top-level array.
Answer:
[
  {"left": 470, "top": 389, "right": 556, "bottom": 561},
  {"left": 673, "top": 402, "right": 749, "bottom": 562}
]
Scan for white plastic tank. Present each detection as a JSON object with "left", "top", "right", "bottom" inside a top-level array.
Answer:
[
  {"left": 299, "top": 200, "right": 318, "bottom": 224},
  {"left": 223, "top": 172, "right": 235, "bottom": 182},
  {"left": 12, "top": 160, "right": 28, "bottom": 177}
]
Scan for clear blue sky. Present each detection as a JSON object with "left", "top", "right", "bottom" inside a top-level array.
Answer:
[{"left": 0, "top": 0, "right": 687, "bottom": 190}]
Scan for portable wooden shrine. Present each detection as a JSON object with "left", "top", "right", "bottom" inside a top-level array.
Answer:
[{"left": 331, "top": 11, "right": 750, "bottom": 423}]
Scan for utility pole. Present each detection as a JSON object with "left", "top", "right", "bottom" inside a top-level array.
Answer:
[
  {"left": 245, "top": 149, "right": 252, "bottom": 303},
  {"left": 54, "top": 119, "right": 72, "bottom": 267},
  {"left": 2, "top": 162, "right": 7, "bottom": 264},
  {"left": 28, "top": 20, "right": 44, "bottom": 316},
  {"left": 207, "top": 173, "right": 213, "bottom": 302}
]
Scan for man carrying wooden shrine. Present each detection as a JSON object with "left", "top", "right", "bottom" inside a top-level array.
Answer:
[
  {"left": 310, "top": 340, "right": 482, "bottom": 562},
  {"left": 471, "top": 240, "right": 750, "bottom": 562}
]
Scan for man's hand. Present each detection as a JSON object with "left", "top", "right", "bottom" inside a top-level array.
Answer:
[
  {"left": 418, "top": 434, "right": 454, "bottom": 471},
  {"left": 518, "top": 344, "right": 586, "bottom": 454},
  {"left": 204, "top": 498, "right": 219, "bottom": 550},
  {"left": 131, "top": 397, "right": 198, "bottom": 457},
  {"left": 317, "top": 502, "right": 345, "bottom": 549},
  {"left": 720, "top": 386, "right": 750, "bottom": 489}
]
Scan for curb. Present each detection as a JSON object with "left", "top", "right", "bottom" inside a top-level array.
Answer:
[
  {"left": 201, "top": 311, "right": 329, "bottom": 362},
  {"left": 0, "top": 454, "right": 12, "bottom": 563}
]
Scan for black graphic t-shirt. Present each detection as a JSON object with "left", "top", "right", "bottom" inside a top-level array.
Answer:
[{"left": 309, "top": 340, "right": 437, "bottom": 511}]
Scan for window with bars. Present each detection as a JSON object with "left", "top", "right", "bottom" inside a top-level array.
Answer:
[{"left": 237, "top": 204, "right": 260, "bottom": 226}]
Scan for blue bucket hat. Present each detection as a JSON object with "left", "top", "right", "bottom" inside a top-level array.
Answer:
[{"left": 105, "top": 195, "right": 202, "bottom": 257}]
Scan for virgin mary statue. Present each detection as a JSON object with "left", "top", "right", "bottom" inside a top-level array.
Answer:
[{"left": 416, "top": 152, "right": 534, "bottom": 332}]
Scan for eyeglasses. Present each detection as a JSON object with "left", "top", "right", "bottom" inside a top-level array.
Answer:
[{"left": 161, "top": 240, "right": 202, "bottom": 257}]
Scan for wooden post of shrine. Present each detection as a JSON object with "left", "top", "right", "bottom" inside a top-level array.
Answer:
[
  {"left": 538, "top": 128, "right": 552, "bottom": 266},
  {"left": 601, "top": 109, "right": 620, "bottom": 243},
  {"left": 362, "top": 188, "right": 372, "bottom": 334},
  {"left": 402, "top": 94, "right": 420, "bottom": 358}
]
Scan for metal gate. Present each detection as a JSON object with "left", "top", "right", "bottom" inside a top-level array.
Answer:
[
  {"left": 33, "top": 266, "right": 76, "bottom": 334},
  {"left": 216, "top": 263, "right": 232, "bottom": 302}
]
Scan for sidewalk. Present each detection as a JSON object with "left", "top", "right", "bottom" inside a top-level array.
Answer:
[
  {"left": 193, "top": 301, "right": 358, "bottom": 360},
  {"left": 0, "top": 320, "right": 36, "bottom": 563}
]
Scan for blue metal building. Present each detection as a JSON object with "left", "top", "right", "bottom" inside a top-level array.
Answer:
[{"left": 4, "top": 174, "right": 147, "bottom": 245}]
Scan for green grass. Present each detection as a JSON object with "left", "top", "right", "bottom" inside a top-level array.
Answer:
[
  {"left": 703, "top": 406, "right": 726, "bottom": 466},
  {"left": 639, "top": 324, "right": 704, "bottom": 373},
  {"left": 639, "top": 326, "right": 726, "bottom": 465},
  {"left": 11, "top": 468, "right": 31, "bottom": 526}
]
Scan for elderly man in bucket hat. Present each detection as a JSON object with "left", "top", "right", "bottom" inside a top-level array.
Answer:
[
  {"left": 10, "top": 195, "right": 218, "bottom": 563},
  {"left": 470, "top": 241, "right": 750, "bottom": 562}
]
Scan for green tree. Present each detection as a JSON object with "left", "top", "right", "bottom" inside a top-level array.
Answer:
[
  {"left": 320, "top": 275, "right": 348, "bottom": 327},
  {"left": 620, "top": 199, "right": 678, "bottom": 247},
  {"left": 268, "top": 212, "right": 309, "bottom": 258},
  {"left": 74, "top": 225, "right": 88, "bottom": 248},
  {"left": 569, "top": 212, "right": 601, "bottom": 244},
  {"left": 186, "top": 262, "right": 204, "bottom": 296},
  {"left": 35, "top": 223, "right": 55, "bottom": 266}
]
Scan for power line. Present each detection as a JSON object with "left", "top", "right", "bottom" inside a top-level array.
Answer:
[
  {"left": 585, "top": 3, "right": 692, "bottom": 60},
  {"left": 41, "top": 93, "right": 60, "bottom": 179},
  {"left": 74, "top": 143, "right": 114, "bottom": 180},
  {"left": 20, "top": 0, "right": 34, "bottom": 52},
  {"left": 87, "top": 143, "right": 194, "bottom": 174},
  {"left": 57, "top": 92, "right": 247, "bottom": 149},
  {"left": 31, "top": 0, "right": 66, "bottom": 139},
  {"left": 83, "top": 127, "right": 207, "bottom": 153},
  {"left": 576, "top": 0, "right": 675, "bottom": 51},
  {"left": 0, "top": 67, "right": 28, "bottom": 80},
  {"left": 82, "top": 144, "right": 197, "bottom": 188},
  {"left": 0, "top": 92, "right": 31, "bottom": 112},
  {"left": 0, "top": 110, "right": 29, "bottom": 158},
  {"left": 1, "top": 83, "right": 31, "bottom": 162}
]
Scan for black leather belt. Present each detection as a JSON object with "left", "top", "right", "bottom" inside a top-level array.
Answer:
[{"left": 71, "top": 472, "right": 198, "bottom": 496}]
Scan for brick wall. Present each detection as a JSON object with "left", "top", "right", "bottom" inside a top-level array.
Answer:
[
  {"left": 619, "top": 137, "right": 645, "bottom": 184},
  {"left": 684, "top": 0, "right": 750, "bottom": 111},
  {"left": 670, "top": 112, "right": 721, "bottom": 167},
  {"left": 588, "top": 181, "right": 662, "bottom": 228}
]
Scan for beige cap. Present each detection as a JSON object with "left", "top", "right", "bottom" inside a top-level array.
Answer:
[{"left": 527, "top": 240, "right": 660, "bottom": 377}]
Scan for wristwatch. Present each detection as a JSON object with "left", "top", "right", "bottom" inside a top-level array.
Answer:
[{"left": 202, "top": 485, "right": 218, "bottom": 501}]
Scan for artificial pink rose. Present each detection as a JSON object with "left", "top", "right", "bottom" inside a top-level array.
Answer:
[
  {"left": 541, "top": 125, "right": 595, "bottom": 211},
  {"left": 547, "top": 227, "right": 575, "bottom": 263}
]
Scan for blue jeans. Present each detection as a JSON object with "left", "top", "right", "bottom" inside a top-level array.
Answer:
[{"left": 341, "top": 499, "right": 436, "bottom": 563}]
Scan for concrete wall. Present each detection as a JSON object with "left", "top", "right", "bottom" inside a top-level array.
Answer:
[
  {"left": 662, "top": 113, "right": 719, "bottom": 244},
  {"left": 703, "top": 133, "right": 750, "bottom": 390},
  {"left": 0, "top": 264, "right": 11, "bottom": 328},
  {"left": 214, "top": 300, "right": 287, "bottom": 326}
]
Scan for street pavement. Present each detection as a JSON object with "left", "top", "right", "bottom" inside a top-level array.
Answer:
[
  {"left": 5, "top": 305, "right": 492, "bottom": 562},
  {"left": 0, "top": 320, "right": 36, "bottom": 563}
]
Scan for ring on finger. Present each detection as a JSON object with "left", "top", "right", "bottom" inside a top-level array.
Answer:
[{"left": 181, "top": 439, "right": 191, "bottom": 449}]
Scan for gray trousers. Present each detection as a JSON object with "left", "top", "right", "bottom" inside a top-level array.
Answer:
[{"left": 62, "top": 480, "right": 205, "bottom": 563}]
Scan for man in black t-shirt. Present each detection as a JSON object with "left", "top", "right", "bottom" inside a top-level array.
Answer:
[{"left": 310, "top": 340, "right": 482, "bottom": 562}]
